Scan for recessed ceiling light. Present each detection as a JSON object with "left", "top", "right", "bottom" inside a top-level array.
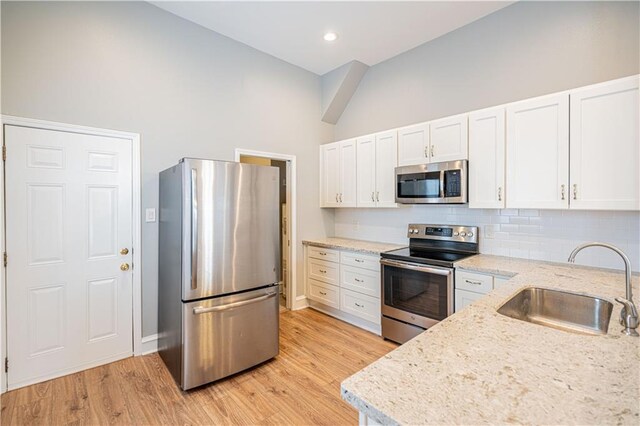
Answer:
[{"left": 323, "top": 32, "right": 338, "bottom": 42}]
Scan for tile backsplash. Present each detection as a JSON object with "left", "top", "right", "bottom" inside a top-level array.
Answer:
[{"left": 333, "top": 206, "right": 640, "bottom": 272}]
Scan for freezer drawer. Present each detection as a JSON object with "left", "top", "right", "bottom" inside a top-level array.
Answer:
[{"left": 181, "top": 286, "right": 279, "bottom": 390}]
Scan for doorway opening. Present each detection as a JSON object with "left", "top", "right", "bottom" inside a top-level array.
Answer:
[{"left": 236, "top": 150, "right": 294, "bottom": 312}]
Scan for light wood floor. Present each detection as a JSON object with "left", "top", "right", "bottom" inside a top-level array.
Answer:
[{"left": 1, "top": 308, "right": 397, "bottom": 425}]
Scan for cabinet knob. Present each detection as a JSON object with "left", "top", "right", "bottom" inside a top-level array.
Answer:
[
  {"left": 120, "top": 263, "right": 130, "bottom": 271},
  {"left": 120, "top": 248, "right": 129, "bottom": 255}
]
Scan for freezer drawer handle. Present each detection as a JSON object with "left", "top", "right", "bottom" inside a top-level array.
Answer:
[
  {"left": 191, "top": 168, "right": 198, "bottom": 290},
  {"left": 192, "top": 291, "right": 277, "bottom": 315}
]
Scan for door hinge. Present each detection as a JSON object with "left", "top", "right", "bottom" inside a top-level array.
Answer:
[
  {"left": 4, "top": 357, "right": 8, "bottom": 373},
  {"left": 3, "top": 252, "right": 6, "bottom": 267},
  {"left": 2, "top": 146, "right": 6, "bottom": 162}
]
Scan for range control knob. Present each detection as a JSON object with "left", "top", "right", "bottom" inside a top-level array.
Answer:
[
  {"left": 467, "top": 232, "right": 474, "bottom": 237},
  {"left": 453, "top": 231, "right": 460, "bottom": 236},
  {"left": 460, "top": 232, "right": 467, "bottom": 237}
]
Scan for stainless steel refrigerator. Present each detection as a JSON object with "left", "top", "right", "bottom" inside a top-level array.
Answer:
[{"left": 158, "top": 158, "right": 280, "bottom": 390}]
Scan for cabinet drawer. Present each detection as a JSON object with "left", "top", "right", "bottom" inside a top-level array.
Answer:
[
  {"left": 340, "top": 289, "right": 380, "bottom": 325},
  {"left": 341, "top": 265, "right": 380, "bottom": 297},
  {"left": 454, "top": 289, "right": 485, "bottom": 313},
  {"left": 456, "top": 271, "right": 494, "bottom": 294},
  {"left": 307, "top": 246, "right": 340, "bottom": 263},
  {"left": 308, "top": 279, "right": 340, "bottom": 309},
  {"left": 340, "top": 252, "right": 380, "bottom": 272},
  {"left": 308, "top": 258, "right": 339, "bottom": 285}
]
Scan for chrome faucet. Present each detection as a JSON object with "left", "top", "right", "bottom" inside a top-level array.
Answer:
[{"left": 568, "top": 242, "right": 638, "bottom": 337}]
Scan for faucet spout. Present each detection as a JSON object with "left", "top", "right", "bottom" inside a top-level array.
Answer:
[{"left": 568, "top": 242, "right": 637, "bottom": 337}]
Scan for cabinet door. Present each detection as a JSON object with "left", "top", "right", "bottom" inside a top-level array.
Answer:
[
  {"left": 454, "top": 289, "right": 484, "bottom": 313},
  {"left": 375, "top": 130, "right": 398, "bottom": 208},
  {"left": 397, "top": 123, "right": 429, "bottom": 166},
  {"left": 506, "top": 93, "right": 569, "bottom": 209},
  {"left": 356, "top": 135, "right": 377, "bottom": 208},
  {"left": 469, "top": 107, "right": 506, "bottom": 208},
  {"left": 320, "top": 143, "right": 340, "bottom": 207},
  {"left": 569, "top": 76, "right": 639, "bottom": 210},
  {"left": 429, "top": 113, "right": 468, "bottom": 162},
  {"left": 339, "top": 139, "right": 357, "bottom": 207}
]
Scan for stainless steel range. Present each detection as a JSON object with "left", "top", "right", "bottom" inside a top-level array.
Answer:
[{"left": 380, "top": 224, "right": 479, "bottom": 344}]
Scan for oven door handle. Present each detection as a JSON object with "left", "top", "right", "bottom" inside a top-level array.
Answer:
[{"left": 380, "top": 259, "right": 452, "bottom": 276}]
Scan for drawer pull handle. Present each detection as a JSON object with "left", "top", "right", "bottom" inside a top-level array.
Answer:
[
  {"left": 354, "top": 278, "right": 363, "bottom": 283},
  {"left": 319, "top": 291, "right": 327, "bottom": 296},
  {"left": 319, "top": 269, "right": 327, "bottom": 274},
  {"left": 318, "top": 252, "right": 327, "bottom": 256},
  {"left": 193, "top": 292, "right": 276, "bottom": 314},
  {"left": 355, "top": 303, "right": 364, "bottom": 308},
  {"left": 465, "top": 279, "right": 482, "bottom": 285},
  {"left": 355, "top": 259, "right": 364, "bottom": 263}
]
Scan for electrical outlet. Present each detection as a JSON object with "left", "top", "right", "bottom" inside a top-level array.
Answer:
[
  {"left": 354, "top": 220, "right": 360, "bottom": 231},
  {"left": 146, "top": 208, "right": 156, "bottom": 223}
]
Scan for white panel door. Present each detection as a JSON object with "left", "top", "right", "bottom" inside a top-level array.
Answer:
[
  {"left": 429, "top": 113, "right": 468, "bottom": 162},
  {"left": 356, "top": 135, "right": 376, "bottom": 208},
  {"left": 320, "top": 143, "right": 340, "bottom": 207},
  {"left": 506, "top": 93, "right": 569, "bottom": 209},
  {"left": 569, "top": 76, "right": 639, "bottom": 210},
  {"left": 469, "top": 107, "right": 506, "bottom": 208},
  {"left": 397, "top": 123, "right": 429, "bottom": 166},
  {"left": 375, "top": 130, "right": 398, "bottom": 208},
  {"left": 5, "top": 125, "right": 133, "bottom": 390},
  {"left": 339, "top": 139, "right": 357, "bottom": 207}
]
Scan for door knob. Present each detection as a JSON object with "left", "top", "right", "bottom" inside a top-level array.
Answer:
[
  {"left": 120, "top": 248, "right": 129, "bottom": 255},
  {"left": 120, "top": 263, "right": 130, "bottom": 271}
]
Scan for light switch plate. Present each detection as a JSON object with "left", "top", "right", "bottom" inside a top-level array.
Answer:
[{"left": 146, "top": 208, "right": 156, "bottom": 223}]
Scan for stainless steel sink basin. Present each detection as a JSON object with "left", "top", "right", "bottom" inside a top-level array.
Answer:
[{"left": 497, "top": 287, "right": 613, "bottom": 336}]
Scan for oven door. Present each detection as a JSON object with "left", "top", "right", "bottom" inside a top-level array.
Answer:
[{"left": 381, "top": 259, "right": 453, "bottom": 329}]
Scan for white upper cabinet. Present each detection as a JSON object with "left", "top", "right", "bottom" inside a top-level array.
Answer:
[
  {"left": 339, "top": 139, "right": 358, "bottom": 207},
  {"left": 374, "top": 131, "right": 398, "bottom": 208},
  {"left": 469, "top": 107, "right": 506, "bottom": 209},
  {"left": 506, "top": 93, "right": 569, "bottom": 209},
  {"left": 356, "top": 135, "right": 377, "bottom": 208},
  {"left": 320, "top": 142, "right": 340, "bottom": 207},
  {"left": 398, "top": 123, "right": 429, "bottom": 166},
  {"left": 356, "top": 131, "right": 398, "bottom": 208},
  {"left": 320, "top": 139, "right": 357, "bottom": 208},
  {"left": 429, "top": 113, "right": 469, "bottom": 163},
  {"left": 569, "top": 76, "right": 639, "bottom": 211}
]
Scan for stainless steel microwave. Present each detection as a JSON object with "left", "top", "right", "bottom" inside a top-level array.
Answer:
[{"left": 395, "top": 160, "right": 468, "bottom": 204}]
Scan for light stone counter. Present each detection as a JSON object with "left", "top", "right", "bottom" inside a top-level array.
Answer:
[
  {"left": 302, "top": 237, "right": 405, "bottom": 255},
  {"left": 342, "top": 254, "right": 640, "bottom": 425}
]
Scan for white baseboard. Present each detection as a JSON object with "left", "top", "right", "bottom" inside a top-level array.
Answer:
[
  {"left": 292, "top": 295, "right": 309, "bottom": 310},
  {"left": 140, "top": 333, "right": 158, "bottom": 355}
]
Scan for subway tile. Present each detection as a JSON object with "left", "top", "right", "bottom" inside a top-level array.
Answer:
[{"left": 509, "top": 216, "right": 530, "bottom": 225}]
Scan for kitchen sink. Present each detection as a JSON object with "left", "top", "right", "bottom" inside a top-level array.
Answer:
[{"left": 497, "top": 287, "right": 613, "bottom": 336}]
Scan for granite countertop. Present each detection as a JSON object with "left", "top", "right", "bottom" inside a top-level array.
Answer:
[
  {"left": 302, "top": 237, "right": 405, "bottom": 255},
  {"left": 341, "top": 254, "right": 640, "bottom": 425}
]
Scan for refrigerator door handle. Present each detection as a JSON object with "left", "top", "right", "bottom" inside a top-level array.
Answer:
[
  {"left": 190, "top": 168, "right": 198, "bottom": 290},
  {"left": 192, "top": 291, "right": 277, "bottom": 315}
]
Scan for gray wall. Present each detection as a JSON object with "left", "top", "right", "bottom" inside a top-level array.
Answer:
[
  {"left": 1, "top": 1, "right": 334, "bottom": 337},
  {"left": 332, "top": 0, "right": 639, "bottom": 272},
  {"left": 335, "top": 0, "right": 640, "bottom": 139}
]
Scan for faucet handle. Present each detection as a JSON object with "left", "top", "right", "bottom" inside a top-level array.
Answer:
[{"left": 615, "top": 297, "right": 639, "bottom": 337}]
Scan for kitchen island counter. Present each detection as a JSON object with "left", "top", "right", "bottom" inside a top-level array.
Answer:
[{"left": 341, "top": 254, "right": 640, "bottom": 425}]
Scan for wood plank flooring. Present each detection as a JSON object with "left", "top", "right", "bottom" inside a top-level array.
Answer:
[{"left": 1, "top": 308, "right": 397, "bottom": 425}]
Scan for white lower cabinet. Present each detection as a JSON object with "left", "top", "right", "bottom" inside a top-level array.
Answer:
[
  {"left": 454, "top": 270, "right": 511, "bottom": 312},
  {"left": 340, "top": 289, "right": 380, "bottom": 324},
  {"left": 306, "top": 245, "right": 382, "bottom": 334},
  {"left": 308, "top": 279, "right": 340, "bottom": 309}
]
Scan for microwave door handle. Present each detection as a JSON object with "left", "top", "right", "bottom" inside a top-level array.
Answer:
[
  {"left": 380, "top": 259, "right": 452, "bottom": 276},
  {"left": 439, "top": 170, "right": 445, "bottom": 198}
]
